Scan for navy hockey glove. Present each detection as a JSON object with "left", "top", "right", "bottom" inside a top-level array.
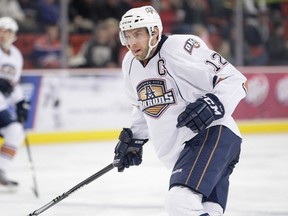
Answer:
[
  {"left": 16, "top": 100, "right": 30, "bottom": 123},
  {"left": 0, "top": 78, "right": 13, "bottom": 97},
  {"left": 113, "top": 128, "right": 148, "bottom": 172},
  {"left": 176, "top": 93, "right": 225, "bottom": 133}
]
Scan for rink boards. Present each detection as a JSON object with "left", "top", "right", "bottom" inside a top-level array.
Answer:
[{"left": 2, "top": 67, "right": 288, "bottom": 145}]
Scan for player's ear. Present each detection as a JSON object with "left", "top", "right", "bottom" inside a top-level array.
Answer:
[
  {"left": 153, "top": 26, "right": 159, "bottom": 36},
  {"left": 152, "top": 26, "right": 160, "bottom": 42}
]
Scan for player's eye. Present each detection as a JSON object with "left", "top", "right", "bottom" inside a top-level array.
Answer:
[
  {"left": 124, "top": 34, "right": 131, "bottom": 40},
  {"left": 134, "top": 32, "right": 143, "bottom": 39}
]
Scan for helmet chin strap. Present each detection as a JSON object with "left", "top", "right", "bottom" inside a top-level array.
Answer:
[{"left": 143, "top": 35, "right": 158, "bottom": 60}]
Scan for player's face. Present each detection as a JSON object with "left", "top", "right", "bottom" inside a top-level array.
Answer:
[
  {"left": 0, "top": 29, "right": 15, "bottom": 48},
  {"left": 124, "top": 28, "right": 151, "bottom": 60}
]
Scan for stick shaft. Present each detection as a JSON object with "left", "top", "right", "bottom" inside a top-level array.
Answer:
[
  {"left": 25, "top": 135, "right": 39, "bottom": 198},
  {"left": 27, "top": 163, "right": 114, "bottom": 216}
]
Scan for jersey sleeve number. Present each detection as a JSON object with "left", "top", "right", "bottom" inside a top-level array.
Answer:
[{"left": 205, "top": 52, "right": 228, "bottom": 73}]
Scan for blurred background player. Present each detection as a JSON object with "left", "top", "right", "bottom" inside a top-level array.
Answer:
[{"left": 0, "top": 17, "right": 30, "bottom": 187}]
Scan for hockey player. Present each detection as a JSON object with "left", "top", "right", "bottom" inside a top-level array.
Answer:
[
  {"left": 113, "top": 5, "right": 248, "bottom": 216},
  {"left": 0, "top": 17, "right": 30, "bottom": 187}
]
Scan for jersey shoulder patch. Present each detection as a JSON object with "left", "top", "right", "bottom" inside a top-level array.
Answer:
[{"left": 183, "top": 38, "right": 200, "bottom": 55}]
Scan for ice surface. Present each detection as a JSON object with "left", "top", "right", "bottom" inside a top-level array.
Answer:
[{"left": 1, "top": 133, "right": 288, "bottom": 216}]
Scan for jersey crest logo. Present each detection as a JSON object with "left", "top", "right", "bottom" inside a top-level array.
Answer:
[
  {"left": 184, "top": 38, "right": 200, "bottom": 54},
  {"left": 157, "top": 58, "right": 167, "bottom": 76},
  {"left": 0, "top": 64, "right": 16, "bottom": 80},
  {"left": 137, "top": 79, "right": 176, "bottom": 118}
]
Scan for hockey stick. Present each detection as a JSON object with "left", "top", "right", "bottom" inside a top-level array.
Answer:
[
  {"left": 27, "top": 163, "right": 115, "bottom": 216},
  {"left": 24, "top": 134, "right": 39, "bottom": 198}
]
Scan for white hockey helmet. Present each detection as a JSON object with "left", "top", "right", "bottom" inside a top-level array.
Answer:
[
  {"left": 0, "top": 17, "right": 18, "bottom": 49},
  {"left": 0, "top": 17, "right": 19, "bottom": 32},
  {"left": 119, "top": 6, "right": 163, "bottom": 59}
]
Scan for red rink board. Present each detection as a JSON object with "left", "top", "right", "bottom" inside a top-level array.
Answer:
[{"left": 234, "top": 67, "right": 288, "bottom": 120}]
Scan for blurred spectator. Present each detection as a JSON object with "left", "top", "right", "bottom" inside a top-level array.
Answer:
[
  {"left": 32, "top": 24, "right": 62, "bottom": 68},
  {"left": 8, "top": 0, "right": 288, "bottom": 67},
  {"left": 105, "top": 18, "right": 121, "bottom": 52},
  {"left": 170, "top": 0, "right": 211, "bottom": 34},
  {"left": 69, "top": 20, "right": 119, "bottom": 68},
  {"left": 106, "top": 17, "right": 125, "bottom": 64},
  {"left": 159, "top": 0, "right": 177, "bottom": 33},
  {"left": 266, "top": 21, "right": 288, "bottom": 65},
  {"left": 243, "top": 15, "right": 268, "bottom": 66},
  {"left": 208, "top": 25, "right": 233, "bottom": 62},
  {"left": 36, "top": 0, "right": 60, "bottom": 29},
  {"left": 243, "top": 0, "right": 267, "bottom": 16},
  {"left": 0, "top": 0, "right": 25, "bottom": 23},
  {"left": 68, "top": 0, "right": 131, "bottom": 33},
  {"left": 181, "top": 0, "right": 210, "bottom": 25},
  {"left": 206, "top": 0, "right": 234, "bottom": 38},
  {"left": 242, "top": 0, "right": 269, "bottom": 66},
  {"left": 193, "top": 24, "right": 213, "bottom": 49},
  {"left": 97, "top": 0, "right": 132, "bottom": 21},
  {"left": 17, "top": 0, "right": 39, "bottom": 33},
  {"left": 68, "top": 0, "right": 100, "bottom": 33}
]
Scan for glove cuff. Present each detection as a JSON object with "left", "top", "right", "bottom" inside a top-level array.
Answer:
[
  {"left": 119, "top": 128, "right": 148, "bottom": 146},
  {"left": 200, "top": 93, "right": 225, "bottom": 120},
  {"left": 129, "top": 138, "right": 149, "bottom": 147},
  {"left": 118, "top": 128, "right": 133, "bottom": 143}
]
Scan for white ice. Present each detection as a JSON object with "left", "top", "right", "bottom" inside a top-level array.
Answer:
[{"left": 1, "top": 133, "right": 288, "bottom": 216}]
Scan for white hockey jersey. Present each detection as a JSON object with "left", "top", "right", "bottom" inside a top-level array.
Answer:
[
  {"left": 122, "top": 34, "right": 247, "bottom": 169},
  {"left": 0, "top": 45, "right": 24, "bottom": 111}
]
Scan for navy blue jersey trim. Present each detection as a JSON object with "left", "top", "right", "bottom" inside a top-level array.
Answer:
[
  {"left": 213, "top": 75, "right": 218, "bottom": 88},
  {"left": 128, "top": 57, "right": 136, "bottom": 78}
]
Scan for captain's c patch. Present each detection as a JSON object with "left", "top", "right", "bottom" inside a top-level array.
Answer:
[{"left": 137, "top": 79, "right": 176, "bottom": 118}]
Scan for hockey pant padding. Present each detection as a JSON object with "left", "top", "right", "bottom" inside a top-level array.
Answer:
[
  {"left": 203, "top": 201, "right": 223, "bottom": 216},
  {"left": 165, "top": 186, "right": 207, "bottom": 216},
  {"left": 0, "top": 122, "right": 25, "bottom": 171}
]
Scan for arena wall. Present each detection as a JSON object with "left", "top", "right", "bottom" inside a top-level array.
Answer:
[{"left": 17, "top": 67, "right": 288, "bottom": 144}]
